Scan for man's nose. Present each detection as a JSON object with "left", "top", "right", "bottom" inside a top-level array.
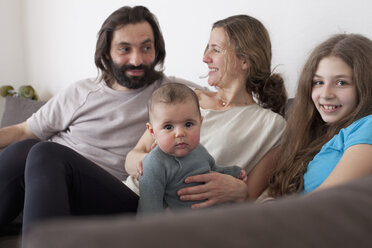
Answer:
[{"left": 129, "top": 50, "right": 143, "bottom": 66}]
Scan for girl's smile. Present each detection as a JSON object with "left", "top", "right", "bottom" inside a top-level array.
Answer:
[{"left": 311, "top": 56, "right": 357, "bottom": 124}]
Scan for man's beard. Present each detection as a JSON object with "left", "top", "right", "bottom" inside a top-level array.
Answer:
[{"left": 110, "top": 60, "right": 159, "bottom": 89}]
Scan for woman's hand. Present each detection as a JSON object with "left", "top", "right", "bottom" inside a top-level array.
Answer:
[
  {"left": 177, "top": 171, "right": 249, "bottom": 209},
  {"left": 238, "top": 169, "right": 247, "bottom": 182}
]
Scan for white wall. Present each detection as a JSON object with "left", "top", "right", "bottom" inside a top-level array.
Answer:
[
  {"left": 2, "top": 0, "right": 372, "bottom": 100},
  {"left": 0, "top": 0, "right": 26, "bottom": 87}
]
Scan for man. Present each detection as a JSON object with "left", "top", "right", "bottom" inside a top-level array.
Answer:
[{"left": 0, "top": 6, "right": 198, "bottom": 235}]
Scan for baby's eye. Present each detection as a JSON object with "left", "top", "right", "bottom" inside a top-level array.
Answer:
[
  {"left": 185, "top": 122, "right": 193, "bottom": 128},
  {"left": 164, "top": 124, "right": 173, "bottom": 130}
]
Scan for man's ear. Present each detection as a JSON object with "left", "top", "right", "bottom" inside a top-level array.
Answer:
[
  {"left": 146, "top": 122, "right": 154, "bottom": 135},
  {"left": 105, "top": 53, "right": 110, "bottom": 60}
]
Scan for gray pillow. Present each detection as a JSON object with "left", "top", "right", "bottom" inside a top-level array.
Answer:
[{"left": 0, "top": 96, "right": 46, "bottom": 128}]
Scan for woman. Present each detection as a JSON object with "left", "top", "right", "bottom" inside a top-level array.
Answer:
[
  {"left": 269, "top": 34, "right": 372, "bottom": 196},
  {"left": 125, "top": 15, "right": 287, "bottom": 207}
]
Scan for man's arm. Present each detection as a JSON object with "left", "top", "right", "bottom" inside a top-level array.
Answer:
[{"left": 0, "top": 121, "right": 38, "bottom": 148}]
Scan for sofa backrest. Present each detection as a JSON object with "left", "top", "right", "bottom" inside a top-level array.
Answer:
[{"left": 0, "top": 96, "right": 47, "bottom": 128}]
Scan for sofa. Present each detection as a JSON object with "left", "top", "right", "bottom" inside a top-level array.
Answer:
[
  {"left": 2, "top": 96, "right": 372, "bottom": 247},
  {"left": 23, "top": 175, "right": 372, "bottom": 248}
]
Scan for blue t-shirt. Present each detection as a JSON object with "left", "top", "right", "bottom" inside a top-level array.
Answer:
[{"left": 303, "top": 114, "right": 372, "bottom": 193}]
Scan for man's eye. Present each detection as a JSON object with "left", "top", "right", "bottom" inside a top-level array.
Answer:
[
  {"left": 164, "top": 124, "right": 173, "bottom": 130},
  {"left": 143, "top": 46, "right": 152, "bottom": 52},
  {"left": 185, "top": 122, "right": 193, "bottom": 128},
  {"left": 119, "top": 47, "right": 130, "bottom": 53}
]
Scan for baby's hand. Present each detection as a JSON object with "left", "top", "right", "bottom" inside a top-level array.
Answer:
[{"left": 238, "top": 169, "right": 247, "bottom": 182}]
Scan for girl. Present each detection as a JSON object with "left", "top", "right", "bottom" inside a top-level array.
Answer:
[{"left": 269, "top": 34, "right": 372, "bottom": 196}]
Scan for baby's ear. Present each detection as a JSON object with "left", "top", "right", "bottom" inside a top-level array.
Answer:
[
  {"left": 146, "top": 122, "right": 154, "bottom": 135},
  {"left": 200, "top": 115, "right": 204, "bottom": 124}
]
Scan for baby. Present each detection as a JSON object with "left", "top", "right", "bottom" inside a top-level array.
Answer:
[{"left": 138, "top": 83, "right": 246, "bottom": 215}]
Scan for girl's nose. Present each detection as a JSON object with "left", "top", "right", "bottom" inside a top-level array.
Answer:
[{"left": 320, "top": 84, "right": 335, "bottom": 99}]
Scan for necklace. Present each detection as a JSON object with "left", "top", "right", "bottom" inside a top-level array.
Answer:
[
  {"left": 217, "top": 95, "right": 227, "bottom": 106},
  {"left": 217, "top": 93, "right": 253, "bottom": 107}
]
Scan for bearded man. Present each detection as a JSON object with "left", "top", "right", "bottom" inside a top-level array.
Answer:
[{"left": 0, "top": 5, "right": 199, "bottom": 237}]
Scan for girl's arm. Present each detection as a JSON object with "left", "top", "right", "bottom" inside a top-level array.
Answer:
[
  {"left": 125, "top": 129, "right": 155, "bottom": 176},
  {"left": 316, "top": 144, "right": 372, "bottom": 192}
]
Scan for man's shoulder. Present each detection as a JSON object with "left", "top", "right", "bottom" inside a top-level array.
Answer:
[{"left": 55, "top": 77, "right": 102, "bottom": 100}]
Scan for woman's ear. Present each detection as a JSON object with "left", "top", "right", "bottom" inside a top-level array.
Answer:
[{"left": 241, "top": 59, "right": 250, "bottom": 70}]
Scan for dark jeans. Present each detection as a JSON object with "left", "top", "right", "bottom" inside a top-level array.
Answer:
[{"left": 0, "top": 139, "right": 138, "bottom": 235}]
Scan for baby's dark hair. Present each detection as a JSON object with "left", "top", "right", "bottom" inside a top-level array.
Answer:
[{"left": 148, "top": 83, "right": 201, "bottom": 121}]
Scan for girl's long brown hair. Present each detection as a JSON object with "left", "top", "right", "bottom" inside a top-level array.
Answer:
[{"left": 269, "top": 34, "right": 372, "bottom": 196}]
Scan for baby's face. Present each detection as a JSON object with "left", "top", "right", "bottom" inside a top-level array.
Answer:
[{"left": 148, "top": 102, "right": 202, "bottom": 157}]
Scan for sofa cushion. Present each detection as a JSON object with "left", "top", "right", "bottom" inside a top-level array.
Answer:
[{"left": 0, "top": 96, "right": 46, "bottom": 128}]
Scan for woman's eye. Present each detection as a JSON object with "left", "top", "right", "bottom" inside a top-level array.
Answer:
[
  {"left": 313, "top": 80, "right": 323, "bottom": 86},
  {"left": 185, "top": 122, "right": 193, "bottom": 128}
]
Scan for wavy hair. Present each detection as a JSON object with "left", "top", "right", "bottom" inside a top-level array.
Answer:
[
  {"left": 268, "top": 34, "right": 372, "bottom": 196},
  {"left": 94, "top": 6, "right": 165, "bottom": 84},
  {"left": 212, "top": 15, "right": 287, "bottom": 115}
]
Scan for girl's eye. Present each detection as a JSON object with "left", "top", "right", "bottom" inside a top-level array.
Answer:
[
  {"left": 313, "top": 80, "right": 323, "bottom": 85},
  {"left": 185, "top": 122, "right": 193, "bottom": 128},
  {"left": 337, "top": 80, "right": 347, "bottom": 86},
  {"left": 164, "top": 124, "right": 173, "bottom": 130}
]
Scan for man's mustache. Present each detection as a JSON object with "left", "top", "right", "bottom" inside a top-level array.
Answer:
[{"left": 122, "top": 64, "right": 147, "bottom": 70}]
